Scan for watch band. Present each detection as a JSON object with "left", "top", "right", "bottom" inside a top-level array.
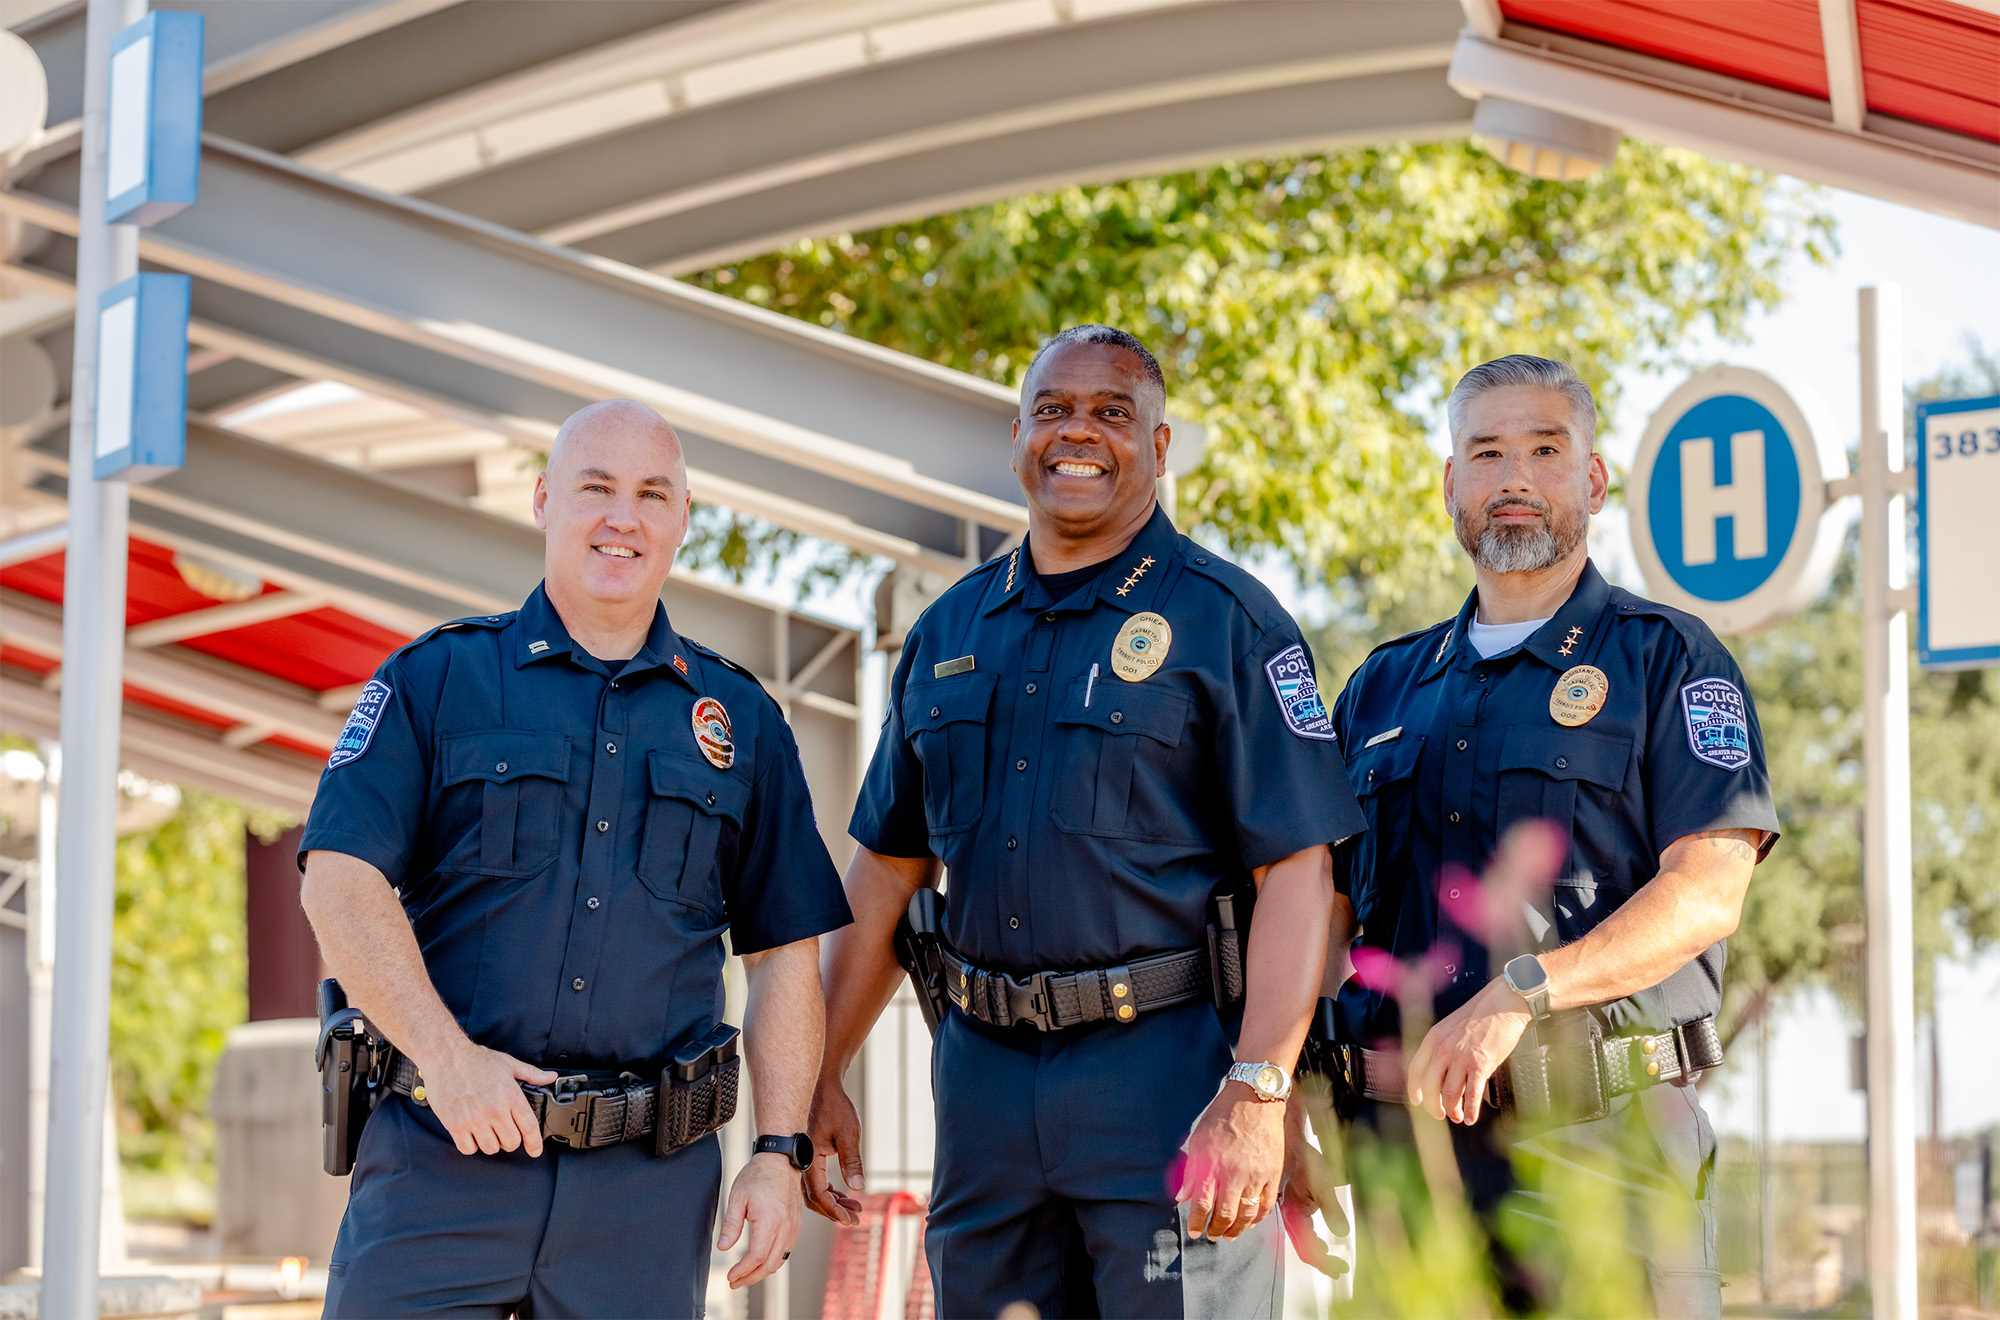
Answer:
[
  {"left": 753, "top": 1133, "right": 812, "bottom": 1171},
  {"left": 1225, "top": 1060, "right": 1292, "bottom": 1102}
]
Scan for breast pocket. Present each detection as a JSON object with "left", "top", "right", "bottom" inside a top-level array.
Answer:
[
  {"left": 902, "top": 673, "right": 997, "bottom": 837},
  {"left": 1497, "top": 725, "right": 1633, "bottom": 937},
  {"left": 639, "top": 750, "right": 752, "bottom": 916},
  {"left": 439, "top": 730, "right": 572, "bottom": 879},
  {"left": 1344, "top": 733, "right": 1425, "bottom": 918},
  {"left": 1050, "top": 680, "right": 1191, "bottom": 840}
]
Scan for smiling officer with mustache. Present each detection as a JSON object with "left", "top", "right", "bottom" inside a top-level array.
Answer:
[{"left": 808, "top": 326, "right": 1365, "bottom": 1319}]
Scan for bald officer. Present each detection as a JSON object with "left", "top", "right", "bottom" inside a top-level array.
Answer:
[
  {"left": 300, "top": 400, "right": 852, "bottom": 1317},
  {"left": 807, "top": 327, "right": 1365, "bottom": 1318},
  {"left": 1291, "top": 356, "right": 1779, "bottom": 1317}
]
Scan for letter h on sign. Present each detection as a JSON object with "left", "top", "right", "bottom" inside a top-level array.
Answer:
[{"left": 1680, "top": 432, "right": 1767, "bottom": 566}]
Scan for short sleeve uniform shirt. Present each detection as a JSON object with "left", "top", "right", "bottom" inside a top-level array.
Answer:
[
  {"left": 851, "top": 505, "right": 1366, "bottom": 974},
  {"left": 1329, "top": 561, "right": 1778, "bottom": 1044},
  {"left": 299, "top": 584, "right": 852, "bottom": 1071}
]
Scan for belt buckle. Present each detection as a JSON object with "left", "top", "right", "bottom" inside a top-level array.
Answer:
[
  {"left": 1000, "top": 970, "right": 1054, "bottom": 1031},
  {"left": 539, "top": 1073, "right": 600, "bottom": 1149}
]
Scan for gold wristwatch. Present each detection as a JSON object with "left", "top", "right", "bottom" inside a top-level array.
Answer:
[{"left": 1225, "top": 1060, "right": 1292, "bottom": 1102}]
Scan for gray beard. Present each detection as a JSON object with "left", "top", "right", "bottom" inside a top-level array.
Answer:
[{"left": 1454, "top": 503, "right": 1585, "bottom": 574}]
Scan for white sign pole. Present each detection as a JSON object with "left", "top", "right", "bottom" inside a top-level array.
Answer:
[
  {"left": 1858, "top": 284, "right": 1918, "bottom": 1320},
  {"left": 43, "top": 0, "right": 145, "bottom": 1313}
]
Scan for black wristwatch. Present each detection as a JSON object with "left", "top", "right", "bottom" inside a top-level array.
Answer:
[{"left": 754, "top": 1132, "right": 814, "bottom": 1171}]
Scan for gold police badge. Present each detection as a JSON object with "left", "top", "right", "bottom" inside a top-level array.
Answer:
[
  {"left": 1111, "top": 612, "right": 1171, "bottom": 682},
  {"left": 1550, "top": 665, "right": 1609, "bottom": 727},
  {"left": 691, "top": 696, "right": 735, "bottom": 769}
]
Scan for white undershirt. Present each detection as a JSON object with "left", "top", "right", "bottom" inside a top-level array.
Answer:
[{"left": 1466, "top": 615, "right": 1552, "bottom": 658}]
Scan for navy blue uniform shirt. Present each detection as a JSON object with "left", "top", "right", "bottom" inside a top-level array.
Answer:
[
  {"left": 300, "top": 583, "right": 851, "bottom": 1071},
  {"left": 852, "top": 505, "right": 1366, "bottom": 975},
  {"left": 1330, "top": 560, "right": 1779, "bottom": 1045}
]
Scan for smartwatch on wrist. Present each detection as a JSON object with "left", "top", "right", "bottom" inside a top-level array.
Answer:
[
  {"left": 1502, "top": 954, "right": 1552, "bottom": 1020},
  {"left": 754, "top": 1132, "right": 814, "bottom": 1171}
]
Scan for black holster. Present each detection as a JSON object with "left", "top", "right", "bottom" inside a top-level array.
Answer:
[
  {"left": 316, "top": 978, "right": 392, "bottom": 1176},
  {"left": 893, "top": 888, "right": 950, "bottom": 1036},
  {"left": 655, "top": 1021, "right": 742, "bottom": 1157},
  {"left": 1206, "top": 877, "right": 1255, "bottom": 1008}
]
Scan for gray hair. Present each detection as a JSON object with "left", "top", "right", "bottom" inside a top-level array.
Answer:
[
  {"left": 1445, "top": 354, "right": 1597, "bottom": 449},
  {"left": 1024, "top": 324, "right": 1167, "bottom": 410}
]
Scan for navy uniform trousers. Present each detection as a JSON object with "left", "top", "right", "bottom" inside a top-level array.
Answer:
[
  {"left": 927, "top": 1001, "right": 1282, "bottom": 1320},
  {"left": 323, "top": 1096, "right": 719, "bottom": 1318}
]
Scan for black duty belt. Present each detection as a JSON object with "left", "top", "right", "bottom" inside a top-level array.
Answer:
[
  {"left": 388, "top": 1046, "right": 738, "bottom": 1154},
  {"left": 940, "top": 944, "right": 1211, "bottom": 1031},
  {"left": 1320, "top": 1015, "right": 1724, "bottom": 1124}
]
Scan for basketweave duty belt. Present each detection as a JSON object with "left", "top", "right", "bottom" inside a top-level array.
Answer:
[
  {"left": 388, "top": 1053, "right": 736, "bottom": 1153},
  {"left": 940, "top": 944, "right": 1212, "bottom": 1031}
]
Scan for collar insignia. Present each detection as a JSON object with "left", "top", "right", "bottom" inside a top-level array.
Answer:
[
  {"left": 1004, "top": 548, "right": 1019, "bottom": 594},
  {"left": 1434, "top": 631, "right": 1451, "bottom": 664},
  {"left": 527, "top": 640, "right": 549, "bottom": 654},
  {"left": 1557, "top": 625, "right": 1584, "bottom": 658},
  {"left": 1115, "top": 555, "right": 1156, "bottom": 599},
  {"left": 673, "top": 655, "right": 688, "bottom": 675}
]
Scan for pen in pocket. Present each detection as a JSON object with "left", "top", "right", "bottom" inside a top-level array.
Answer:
[{"left": 1085, "top": 662, "right": 1099, "bottom": 708}]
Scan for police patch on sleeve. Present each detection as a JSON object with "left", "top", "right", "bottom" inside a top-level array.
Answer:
[
  {"left": 1265, "top": 643, "right": 1337, "bottom": 741},
  {"left": 1680, "top": 677, "right": 1751, "bottom": 771},
  {"left": 327, "top": 679, "right": 392, "bottom": 769}
]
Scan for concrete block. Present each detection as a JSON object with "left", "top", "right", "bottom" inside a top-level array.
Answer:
[{"left": 209, "top": 1019, "right": 346, "bottom": 1261}]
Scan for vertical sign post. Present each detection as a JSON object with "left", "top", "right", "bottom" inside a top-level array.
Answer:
[
  {"left": 1859, "top": 284, "right": 1918, "bottom": 1320},
  {"left": 43, "top": 3, "right": 197, "bottom": 1315}
]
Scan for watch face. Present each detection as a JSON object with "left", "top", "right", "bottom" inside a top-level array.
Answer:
[
  {"left": 1506, "top": 955, "right": 1549, "bottom": 994},
  {"left": 1255, "top": 1064, "right": 1286, "bottom": 1095},
  {"left": 791, "top": 1133, "right": 814, "bottom": 1170}
]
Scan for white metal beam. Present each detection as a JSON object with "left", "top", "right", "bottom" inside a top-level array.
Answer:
[
  {"left": 1447, "top": 34, "right": 2000, "bottom": 230},
  {"left": 123, "top": 591, "right": 330, "bottom": 649},
  {"left": 1818, "top": 0, "right": 1866, "bottom": 133},
  {"left": 1457, "top": 0, "right": 1502, "bottom": 40}
]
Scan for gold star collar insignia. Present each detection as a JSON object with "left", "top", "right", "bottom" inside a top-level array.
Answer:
[{"left": 1115, "top": 555, "right": 1156, "bottom": 598}]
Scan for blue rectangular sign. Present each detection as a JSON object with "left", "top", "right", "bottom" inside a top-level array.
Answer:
[
  {"left": 1916, "top": 393, "right": 2000, "bottom": 670},
  {"left": 93, "top": 272, "right": 190, "bottom": 482},
  {"left": 105, "top": 11, "right": 204, "bottom": 226}
]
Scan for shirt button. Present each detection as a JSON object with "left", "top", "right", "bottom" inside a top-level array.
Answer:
[
  {"left": 1450, "top": 811, "right": 1462, "bottom": 823},
  {"left": 1009, "top": 917, "right": 1020, "bottom": 929},
  {"left": 1025, "top": 682, "right": 1037, "bottom": 695},
  {"left": 610, "top": 680, "right": 620, "bottom": 690},
  {"left": 496, "top": 761, "right": 508, "bottom": 774},
  {"left": 1456, "top": 740, "right": 1467, "bottom": 751},
  {"left": 606, "top": 742, "right": 616, "bottom": 754},
  {"left": 1448, "top": 887, "right": 1461, "bottom": 900},
  {"left": 587, "top": 897, "right": 599, "bottom": 911},
  {"left": 1044, "top": 613, "right": 1056, "bottom": 622},
  {"left": 930, "top": 706, "right": 941, "bottom": 718},
  {"left": 1477, "top": 672, "right": 1489, "bottom": 683},
  {"left": 1446, "top": 963, "right": 1458, "bottom": 976},
  {"left": 1556, "top": 756, "right": 1569, "bottom": 769},
  {"left": 1016, "top": 759, "right": 1028, "bottom": 771},
  {"left": 1006, "top": 836, "right": 1018, "bottom": 850},
  {"left": 1109, "top": 711, "right": 1123, "bottom": 724},
  {"left": 1366, "top": 769, "right": 1375, "bottom": 782},
  {"left": 1195, "top": 557, "right": 1209, "bottom": 565},
  {"left": 572, "top": 978, "right": 585, "bottom": 991},
  {"left": 706, "top": 792, "right": 716, "bottom": 806},
  {"left": 596, "top": 820, "right": 609, "bottom": 833}
]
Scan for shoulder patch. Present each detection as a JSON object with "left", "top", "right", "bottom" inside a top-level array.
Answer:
[
  {"left": 1680, "top": 677, "right": 1751, "bottom": 771},
  {"left": 328, "top": 679, "right": 392, "bottom": 769},
  {"left": 1265, "top": 643, "right": 1337, "bottom": 741}
]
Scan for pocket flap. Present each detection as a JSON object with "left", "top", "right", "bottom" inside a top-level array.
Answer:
[
  {"left": 1500, "top": 725, "right": 1630, "bottom": 788},
  {"left": 440, "top": 730, "right": 570, "bottom": 786},
  {"left": 1055, "top": 680, "right": 1187, "bottom": 747},
  {"left": 1351, "top": 732, "right": 1424, "bottom": 797},
  {"left": 903, "top": 672, "right": 997, "bottom": 734},
  {"left": 648, "top": 750, "right": 751, "bottom": 821}
]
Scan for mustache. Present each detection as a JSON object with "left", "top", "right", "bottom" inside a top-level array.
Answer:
[
  {"left": 1483, "top": 496, "right": 1549, "bottom": 516},
  {"left": 1045, "top": 449, "right": 1111, "bottom": 466}
]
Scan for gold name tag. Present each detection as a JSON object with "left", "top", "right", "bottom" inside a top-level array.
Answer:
[{"left": 933, "top": 655, "right": 976, "bottom": 679}]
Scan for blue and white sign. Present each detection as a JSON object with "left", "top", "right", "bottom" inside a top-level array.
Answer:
[
  {"left": 105, "top": 11, "right": 203, "bottom": 226},
  {"left": 1916, "top": 394, "right": 2000, "bottom": 669},
  {"left": 1628, "top": 366, "right": 1848, "bottom": 634},
  {"left": 93, "top": 272, "right": 190, "bottom": 482}
]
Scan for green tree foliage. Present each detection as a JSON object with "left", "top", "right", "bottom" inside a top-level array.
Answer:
[
  {"left": 690, "top": 140, "right": 1830, "bottom": 624},
  {"left": 1723, "top": 344, "right": 2000, "bottom": 1043}
]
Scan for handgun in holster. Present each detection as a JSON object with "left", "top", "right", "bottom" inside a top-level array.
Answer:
[
  {"left": 1206, "top": 877, "right": 1256, "bottom": 1008},
  {"left": 893, "top": 888, "right": 949, "bottom": 1036},
  {"left": 316, "top": 978, "right": 394, "bottom": 1177}
]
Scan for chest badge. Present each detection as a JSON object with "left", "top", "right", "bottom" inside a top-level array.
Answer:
[
  {"left": 691, "top": 696, "right": 735, "bottom": 769},
  {"left": 1111, "top": 612, "right": 1172, "bottom": 681},
  {"left": 1550, "top": 665, "right": 1609, "bottom": 727}
]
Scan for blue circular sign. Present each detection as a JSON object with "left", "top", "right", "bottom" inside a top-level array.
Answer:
[
  {"left": 1645, "top": 395, "right": 1803, "bottom": 601},
  {"left": 1630, "top": 366, "right": 1843, "bottom": 635}
]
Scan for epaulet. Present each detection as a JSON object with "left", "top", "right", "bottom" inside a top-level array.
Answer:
[
  {"left": 1359, "top": 618, "right": 1454, "bottom": 667},
  {"left": 394, "top": 610, "right": 513, "bottom": 656},
  {"left": 1178, "top": 544, "right": 1289, "bottom": 632},
  {"left": 683, "top": 637, "right": 775, "bottom": 697},
  {"left": 1603, "top": 585, "right": 1728, "bottom": 655}
]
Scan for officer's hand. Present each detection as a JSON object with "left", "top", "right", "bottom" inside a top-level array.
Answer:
[
  {"left": 1278, "top": 1087, "right": 1350, "bottom": 1278},
  {"left": 720, "top": 1152, "right": 804, "bottom": 1290},
  {"left": 1176, "top": 1083, "right": 1284, "bottom": 1242},
  {"left": 1406, "top": 977, "right": 1531, "bottom": 1125},
  {"left": 803, "top": 1073, "right": 865, "bottom": 1226},
  {"left": 423, "top": 1041, "right": 558, "bottom": 1157}
]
